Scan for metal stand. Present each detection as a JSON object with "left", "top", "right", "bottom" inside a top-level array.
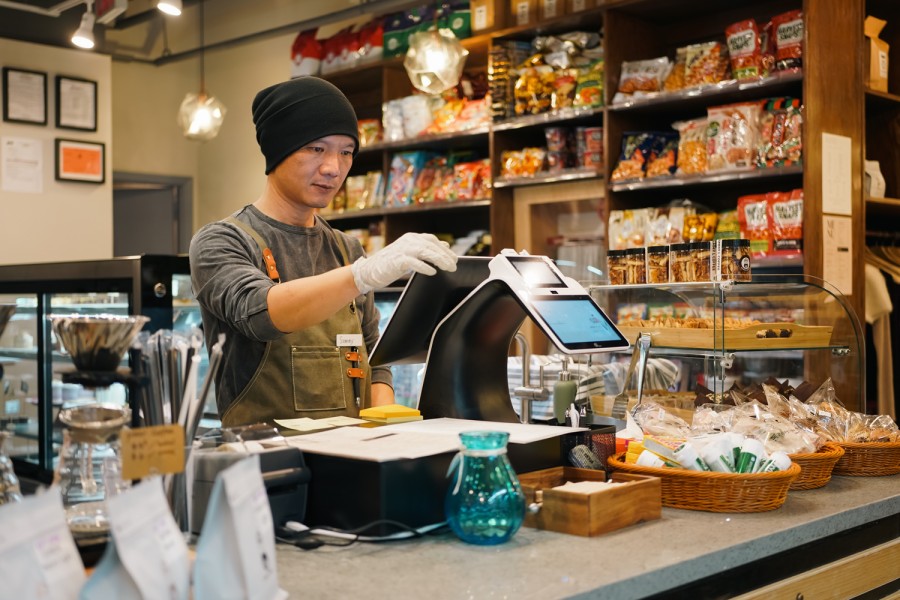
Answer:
[
  {"left": 418, "top": 279, "right": 526, "bottom": 422},
  {"left": 61, "top": 365, "right": 149, "bottom": 429}
]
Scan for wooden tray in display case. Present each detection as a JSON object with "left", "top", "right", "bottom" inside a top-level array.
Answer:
[{"left": 616, "top": 322, "right": 833, "bottom": 350}]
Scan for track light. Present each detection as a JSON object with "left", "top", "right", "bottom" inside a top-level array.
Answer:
[
  {"left": 157, "top": 0, "right": 183, "bottom": 16},
  {"left": 71, "top": 6, "right": 96, "bottom": 49}
]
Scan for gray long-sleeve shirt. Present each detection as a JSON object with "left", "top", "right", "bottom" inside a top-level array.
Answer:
[{"left": 189, "top": 204, "right": 391, "bottom": 416}]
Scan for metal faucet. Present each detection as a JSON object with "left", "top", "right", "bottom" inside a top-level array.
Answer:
[{"left": 512, "top": 333, "right": 550, "bottom": 424}]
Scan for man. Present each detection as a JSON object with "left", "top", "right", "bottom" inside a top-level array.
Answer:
[{"left": 190, "top": 77, "right": 457, "bottom": 427}]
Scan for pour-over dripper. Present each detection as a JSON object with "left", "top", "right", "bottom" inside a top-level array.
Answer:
[{"left": 50, "top": 314, "right": 149, "bottom": 372}]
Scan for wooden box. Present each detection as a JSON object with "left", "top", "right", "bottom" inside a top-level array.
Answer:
[
  {"left": 509, "top": 0, "right": 538, "bottom": 27},
  {"left": 470, "top": 0, "right": 508, "bottom": 32},
  {"left": 519, "top": 467, "right": 661, "bottom": 537}
]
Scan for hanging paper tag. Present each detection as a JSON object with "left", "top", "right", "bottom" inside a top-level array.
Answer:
[
  {"left": 0, "top": 492, "right": 85, "bottom": 599},
  {"left": 82, "top": 478, "right": 190, "bottom": 599},
  {"left": 336, "top": 333, "right": 363, "bottom": 347},
  {"left": 194, "top": 455, "right": 285, "bottom": 600},
  {"left": 120, "top": 424, "right": 185, "bottom": 480}
]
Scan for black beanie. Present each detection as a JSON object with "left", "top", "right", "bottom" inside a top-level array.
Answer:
[{"left": 252, "top": 77, "right": 359, "bottom": 174}]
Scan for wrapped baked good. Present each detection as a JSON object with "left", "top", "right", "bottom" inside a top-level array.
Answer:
[{"left": 673, "top": 118, "right": 708, "bottom": 174}]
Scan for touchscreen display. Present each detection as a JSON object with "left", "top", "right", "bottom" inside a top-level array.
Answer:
[
  {"left": 530, "top": 296, "right": 627, "bottom": 349},
  {"left": 506, "top": 256, "right": 565, "bottom": 288}
]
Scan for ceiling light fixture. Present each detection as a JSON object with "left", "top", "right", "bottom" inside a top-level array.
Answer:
[
  {"left": 157, "top": 0, "right": 183, "bottom": 17},
  {"left": 403, "top": 27, "right": 468, "bottom": 95},
  {"left": 71, "top": 1, "right": 96, "bottom": 50},
  {"left": 177, "top": 0, "right": 225, "bottom": 141}
]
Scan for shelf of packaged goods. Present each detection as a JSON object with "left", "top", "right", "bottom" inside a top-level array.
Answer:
[
  {"left": 322, "top": 198, "right": 491, "bottom": 223},
  {"left": 493, "top": 168, "right": 603, "bottom": 188},
  {"left": 492, "top": 106, "right": 605, "bottom": 132},
  {"left": 608, "top": 164, "right": 803, "bottom": 192},
  {"left": 357, "top": 126, "right": 490, "bottom": 154},
  {"left": 607, "top": 70, "right": 803, "bottom": 114}
]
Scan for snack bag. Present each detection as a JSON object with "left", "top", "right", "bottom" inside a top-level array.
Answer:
[
  {"left": 706, "top": 101, "right": 762, "bottom": 172},
  {"left": 290, "top": 29, "right": 322, "bottom": 78},
  {"left": 684, "top": 41, "right": 723, "bottom": 87},
  {"left": 645, "top": 132, "right": 678, "bottom": 178},
  {"left": 664, "top": 47, "right": 687, "bottom": 91},
  {"left": 673, "top": 118, "right": 708, "bottom": 174},
  {"left": 683, "top": 213, "right": 718, "bottom": 242},
  {"left": 771, "top": 10, "right": 803, "bottom": 70},
  {"left": 757, "top": 97, "right": 803, "bottom": 168},
  {"left": 551, "top": 69, "right": 578, "bottom": 110},
  {"left": 357, "top": 119, "right": 382, "bottom": 147},
  {"left": 385, "top": 151, "right": 431, "bottom": 206},
  {"left": 613, "top": 57, "right": 671, "bottom": 103},
  {"left": 357, "top": 18, "right": 384, "bottom": 63},
  {"left": 767, "top": 189, "right": 803, "bottom": 254},
  {"left": 573, "top": 60, "right": 604, "bottom": 108},
  {"left": 713, "top": 210, "right": 740, "bottom": 240},
  {"left": 760, "top": 20, "right": 775, "bottom": 75},
  {"left": 610, "top": 132, "right": 655, "bottom": 182},
  {"left": 737, "top": 194, "right": 771, "bottom": 257},
  {"left": 725, "top": 19, "right": 762, "bottom": 80}
]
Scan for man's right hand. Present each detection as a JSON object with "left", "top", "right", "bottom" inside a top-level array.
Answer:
[{"left": 350, "top": 232, "right": 458, "bottom": 294}]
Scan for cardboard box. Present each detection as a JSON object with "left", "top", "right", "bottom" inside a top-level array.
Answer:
[
  {"left": 510, "top": 0, "right": 538, "bottom": 27},
  {"left": 865, "top": 16, "right": 890, "bottom": 92},
  {"left": 539, "top": 0, "right": 565, "bottom": 21},
  {"left": 566, "top": 0, "right": 594, "bottom": 13},
  {"left": 520, "top": 467, "right": 662, "bottom": 536},
  {"left": 470, "top": 0, "right": 507, "bottom": 32}
]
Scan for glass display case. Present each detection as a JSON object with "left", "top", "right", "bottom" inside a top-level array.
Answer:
[
  {"left": 588, "top": 274, "right": 865, "bottom": 412},
  {"left": 0, "top": 255, "right": 200, "bottom": 483}
]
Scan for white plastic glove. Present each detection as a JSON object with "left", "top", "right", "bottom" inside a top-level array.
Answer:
[{"left": 351, "top": 232, "right": 458, "bottom": 294}]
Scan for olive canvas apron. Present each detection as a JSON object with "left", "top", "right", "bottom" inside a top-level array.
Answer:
[{"left": 220, "top": 216, "right": 370, "bottom": 428}]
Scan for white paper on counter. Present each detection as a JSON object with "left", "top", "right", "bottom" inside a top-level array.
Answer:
[
  {"left": 0, "top": 491, "right": 85, "bottom": 600},
  {"left": 381, "top": 417, "right": 588, "bottom": 444},
  {"left": 275, "top": 415, "right": 367, "bottom": 433},
  {"left": 284, "top": 426, "right": 461, "bottom": 461}
]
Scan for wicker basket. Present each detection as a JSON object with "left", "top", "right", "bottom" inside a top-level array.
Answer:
[
  {"left": 832, "top": 441, "right": 900, "bottom": 476},
  {"left": 607, "top": 452, "right": 800, "bottom": 513},
  {"left": 788, "top": 442, "right": 845, "bottom": 490}
]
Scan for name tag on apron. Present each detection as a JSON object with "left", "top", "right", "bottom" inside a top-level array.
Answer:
[{"left": 336, "top": 334, "right": 363, "bottom": 347}]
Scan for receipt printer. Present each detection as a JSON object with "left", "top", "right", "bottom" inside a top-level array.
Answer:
[{"left": 191, "top": 445, "right": 311, "bottom": 534}]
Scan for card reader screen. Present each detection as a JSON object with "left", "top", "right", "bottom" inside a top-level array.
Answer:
[
  {"left": 506, "top": 256, "right": 565, "bottom": 288},
  {"left": 530, "top": 296, "right": 627, "bottom": 349}
]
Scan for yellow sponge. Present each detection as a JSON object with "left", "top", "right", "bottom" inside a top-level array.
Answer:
[{"left": 359, "top": 404, "right": 421, "bottom": 419}]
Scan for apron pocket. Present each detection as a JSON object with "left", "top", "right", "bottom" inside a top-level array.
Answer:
[{"left": 291, "top": 346, "right": 349, "bottom": 412}]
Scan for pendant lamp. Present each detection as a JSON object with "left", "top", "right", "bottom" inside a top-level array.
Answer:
[
  {"left": 177, "top": 0, "right": 225, "bottom": 141},
  {"left": 404, "top": 27, "right": 468, "bottom": 95},
  {"left": 71, "top": 1, "right": 96, "bottom": 50}
]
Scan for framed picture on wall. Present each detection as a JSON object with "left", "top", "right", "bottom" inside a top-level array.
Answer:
[
  {"left": 55, "top": 75, "right": 97, "bottom": 131},
  {"left": 55, "top": 138, "right": 105, "bottom": 184},
  {"left": 2, "top": 67, "right": 47, "bottom": 125}
]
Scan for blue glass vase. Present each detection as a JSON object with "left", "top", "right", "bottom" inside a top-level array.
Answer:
[{"left": 445, "top": 431, "right": 525, "bottom": 545}]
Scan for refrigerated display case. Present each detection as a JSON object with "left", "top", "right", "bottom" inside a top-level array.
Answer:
[{"left": 0, "top": 255, "right": 201, "bottom": 483}]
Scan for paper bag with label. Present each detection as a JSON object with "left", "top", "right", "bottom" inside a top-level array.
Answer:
[
  {"left": 81, "top": 477, "right": 190, "bottom": 600},
  {"left": 0, "top": 491, "right": 85, "bottom": 600},
  {"left": 194, "top": 454, "right": 285, "bottom": 600}
]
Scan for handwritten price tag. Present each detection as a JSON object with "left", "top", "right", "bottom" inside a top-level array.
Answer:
[{"left": 120, "top": 424, "right": 185, "bottom": 480}]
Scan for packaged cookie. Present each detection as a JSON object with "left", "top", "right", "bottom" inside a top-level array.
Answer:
[
  {"left": 645, "top": 132, "right": 678, "bottom": 178},
  {"left": 690, "top": 242, "right": 712, "bottom": 282},
  {"left": 669, "top": 243, "right": 693, "bottom": 282},
  {"left": 607, "top": 249, "right": 627, "bottom": 285},
  {"left": 613, "top": 57, "right": 671, "bottom": 103},
  {"left": 706, "top": 101, "right": 762, "bottom": 172},
  {"left": 611, "top": 131, "right": 654, "bottom": 181},
  {"left": 715, "top": 238, "right": 752, "bottom": 282},
  {"left": 664, "top": 47, "right": 687, "bottom": 91},
  {"left": 684, "top": 41, "right": 723, "bottom": 88},
  {"left": 624, "top": 247, "right": 647, "bottom": 284}
]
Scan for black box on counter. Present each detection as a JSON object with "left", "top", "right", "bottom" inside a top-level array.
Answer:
[{"left": 302, "top": 433, "right": 577, "bottom": 534}]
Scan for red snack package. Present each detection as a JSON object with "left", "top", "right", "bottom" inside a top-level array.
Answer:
[
  {"left": 737, "top": 194, "right": 771, "bottom": 257},
  {"left": 760, "top": 20, "right": 775, "bottom": 75},
  {"left": 290, "top": 29, "right": 322, "bottom": 78},
  {"left": 767, "top": 189, "right": 803, "bottom": 254},
  {"left": 771, "top": 10, "right": 803, "bottom": 70},
  {"left": 725, "top": 19, "right": 762, "bottom": 80}
]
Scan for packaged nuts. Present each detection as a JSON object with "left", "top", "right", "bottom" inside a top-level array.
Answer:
[
  {"left": 647, "top": 245, "right": 670, "bottom": 283},
  {"left": 607, "top": 249, "right": 627, "bottom": 285}
]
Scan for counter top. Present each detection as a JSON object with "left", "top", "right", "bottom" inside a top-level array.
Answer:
[{"left": 274, "top": 474, "right": 900, "bottom": 599}]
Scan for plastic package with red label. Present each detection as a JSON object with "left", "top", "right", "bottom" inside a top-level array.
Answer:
[
  {"left": 725, "top": 19, "right": 762, "bottom": 80},
  {"left": 757, "top": 97, "right": 803, "bottom": 168},
  {"left": 767, "top": 189, "right": 803, "bottom": 254},
  {"left": 771, "top": 10, "right": 803, "bottom": 70},
  {"left": 738, "top": 194, "right": 771, "bottom": 257},
  {"left": 291, "top": 29, "right": 322, "bottom": 78}
]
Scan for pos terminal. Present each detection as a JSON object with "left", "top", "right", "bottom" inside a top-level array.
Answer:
[{"left": 371, "top": 251, "right": 628, "bottom": 421}]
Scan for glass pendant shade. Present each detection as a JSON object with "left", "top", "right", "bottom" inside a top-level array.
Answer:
[
  {"left": 404, "top": 28, "right": 468, "bottom": 95},
  {"left": 178, "top": 92, "right": 226, "bottom": 141},
  {"left": 157, "top": 0, "right": 182, "bottom": 16}
]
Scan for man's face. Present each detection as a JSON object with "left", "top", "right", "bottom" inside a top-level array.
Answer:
[{"left": 269, "top": 134, "right": 355, "bottom": 211}]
